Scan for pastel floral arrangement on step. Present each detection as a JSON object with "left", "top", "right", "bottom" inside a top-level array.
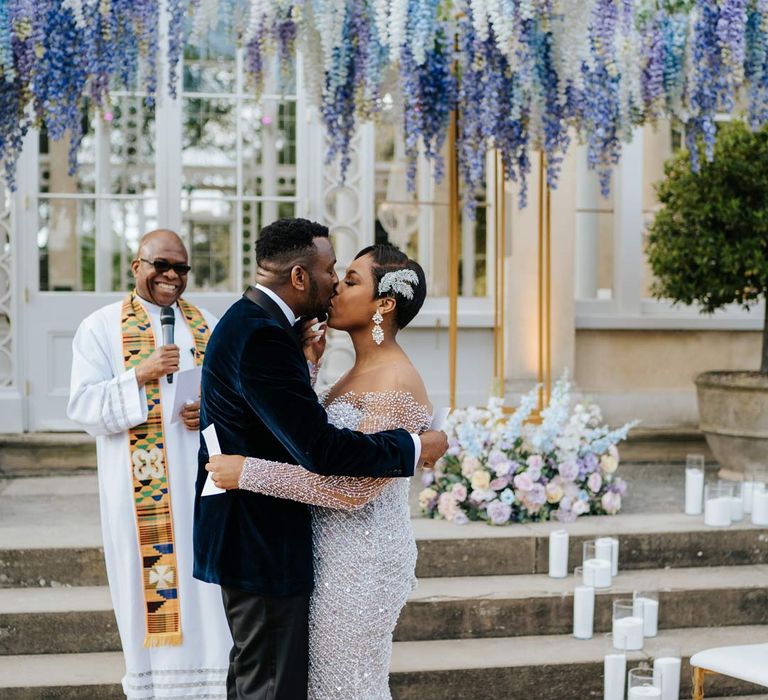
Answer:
[{"left": 420, "top": 376, "right": 638, "bottom": 525}]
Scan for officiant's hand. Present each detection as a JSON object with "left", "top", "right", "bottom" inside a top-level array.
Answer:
[
  {"left": 180, "top": 400, "right": 200, "bottom": 431},
  {"left": 418, "top": 430, "right": 449, "bottom": 470},
  {"left": 206, "top": 454, "right": 246, "bottom": 490},
  {"left": 301, "top": 318, "right": 327, "bottom": 366},
  {"left": 135, "top": 345, "right": 180, "bottom": 387}
]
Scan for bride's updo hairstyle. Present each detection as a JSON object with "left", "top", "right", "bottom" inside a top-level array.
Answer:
[{"left": 355, "top": 244, "right": 427, "bottom": 329}]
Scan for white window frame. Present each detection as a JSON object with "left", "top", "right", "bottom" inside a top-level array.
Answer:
[{"left": 575, "top": 125, "right": 765, "bottom": 331}]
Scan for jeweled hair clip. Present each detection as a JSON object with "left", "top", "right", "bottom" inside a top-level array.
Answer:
[{"left": 378, "top": 269, "right": 419, "bottom": 300}]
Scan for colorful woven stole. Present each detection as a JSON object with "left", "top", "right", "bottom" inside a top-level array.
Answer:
[{"left": 121, "top": 292, "right": 211, "bottom": 647}]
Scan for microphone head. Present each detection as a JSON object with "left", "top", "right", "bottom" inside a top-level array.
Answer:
[{"left": 160, "top": 306, "right": 175, "bottom": 325}]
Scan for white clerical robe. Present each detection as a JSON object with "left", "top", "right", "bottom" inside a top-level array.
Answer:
[{"left": 67, "top": 296, "right": 231, "bottom": 699}]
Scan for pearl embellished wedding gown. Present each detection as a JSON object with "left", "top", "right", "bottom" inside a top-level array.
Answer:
[{"left": 238, "top": 389, "right": 431, "bottom": 699}]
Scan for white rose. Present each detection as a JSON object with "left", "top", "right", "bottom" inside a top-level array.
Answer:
[{"left": 470, "top": 470, "right": 491, "bottom": 490}]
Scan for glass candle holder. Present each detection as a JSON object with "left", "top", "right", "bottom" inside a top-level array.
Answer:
[
  {"left": 729, "top": 480, "right": 744, "bottom": 522},
  {"left": 652, "top": 645, "right": 681, "bottom": 700},
  {"left": 633, "top": 587, "right": 659, "bottom": 638},
  {"left": 612, "top": 599, "right": 644, "bottom": 651},
  {"left": 684, "top": 454, "right": 705, "bottom": 515},
  {"left": 704, "top": 481, "right": 733, "bottom": 527},
  {"left": 752, "top": 471, "right": 768, "bottom": 526},
  {"left": 628, "top": 667, "right": 661, "bottom": 698},
  {"left": 583, "top": 540, "right": 612, "bottom": 588}
]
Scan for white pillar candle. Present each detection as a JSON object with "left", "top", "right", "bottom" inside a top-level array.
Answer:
[
  {"left": 573, "top": 585, "right": 595, "bottom": 639},
  {"left": 628, "top": 687, "right": 662, "bottom": 699},
  {"left": 653, "top": 657, "right": 682, "bottom": 700},
  {"left": 548, "top": 529, "right": 569, "bottom": 578},
  {"left": 603, "top": 653, "right": 626, "bottom": 700},
  {"left": 613, "top": 616, "right": 644, "bottom": 650},
  {"left": 752, "top": 490, "right": 768, "bottom": 526},
  {"left": 730, "top": 496, "right": 744, "bottom": 522},
  {"left": 633, "top": 596, "right": 659, "bottom": 637},
  {"left": 610, "top": 537, "right": 619, "bottom": 576},
  {"left": 704, "top": 496, "right": 732, "bottom": 527},
  {"left": 743, "top": 481, "right": 754, "bottom": 514},
  {"left": 685, "top": 467, "right": 704, "bottom": 515},
  {"left": 583, "top": 558, "right": 612, "bottom": 588}
]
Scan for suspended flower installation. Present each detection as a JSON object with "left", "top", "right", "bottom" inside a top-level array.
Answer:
[{"left": 1, "top": 0, "right": 768, "bottom": 214}]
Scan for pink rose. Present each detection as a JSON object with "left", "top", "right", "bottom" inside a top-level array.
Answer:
[
  {"left": 601, "top": 492, "right": 622, "bottom": 514},
  {"left": 451, "top": 483, "right": 468, "bottom": 502},
  {"left": 527, "top": 455, "right": 544, "bottom": 471},
  {"left": 513, "top": 473, "right": 534, "bottom": 492},
  {"left": 490, "top": 476, "right": 511, "bottom": 491},
  {"left": 588, "top": 472, "right": 603, "bottom": 493}
]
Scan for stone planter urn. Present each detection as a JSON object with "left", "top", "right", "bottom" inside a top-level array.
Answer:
[{"left": 695, "top": 371, "right": 768, "bottom": 479}]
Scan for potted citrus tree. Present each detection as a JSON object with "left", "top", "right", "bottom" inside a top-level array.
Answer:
[{"left": 646, "top": 121, "right": 768, "bottom": 478}]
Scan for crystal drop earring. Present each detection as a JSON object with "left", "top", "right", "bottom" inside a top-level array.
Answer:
[{"left": 371, "top": 310, "right": 384, "bottom": 345}]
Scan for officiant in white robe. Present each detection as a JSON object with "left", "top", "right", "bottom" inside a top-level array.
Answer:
[{"left": 67, "top": 229, "right": 231, "bottom": 699}]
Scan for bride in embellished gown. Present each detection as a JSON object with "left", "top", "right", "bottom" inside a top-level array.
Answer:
[{"left": 208, "top": 244, "right": 432, "bottom": 699}]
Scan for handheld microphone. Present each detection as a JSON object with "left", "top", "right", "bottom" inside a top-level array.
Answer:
[{"left": 160, "top": 306, "right": 175, "bottom": 384}]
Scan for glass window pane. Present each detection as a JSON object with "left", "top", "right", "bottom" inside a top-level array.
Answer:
[
  {"left": 39, "top": 111, "right": 96, "bottom": 195},
  {"left": 181, "top": 198, "right": 234, "bottom": 291},
  {"left": 575, "top": 153, "right": 615, "bottom": 301},
  {"left": 38, "top": 198, "right": 96, "bottom": 291},
  {"left": 242, "top": 99, "right": 297, "bottom": 197},
  {"left": 183, "top": 31, "right": 236, "bottom": 94},
  {"left": 374, "top": 116, "right": 489, "bottom": 297},
  {"left": 183, "top": 97, "right": 237, "bottom": 194},
  {"left": 108, "top": 96, "right": 156, "bottom": 195}
]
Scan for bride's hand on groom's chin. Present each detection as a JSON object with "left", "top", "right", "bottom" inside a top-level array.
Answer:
[
  {"left": 205, "top": 454, "right": 246, "bottom": 490},
  {"left": 301, "top": 318, "right": 327, "bottom": 365}
]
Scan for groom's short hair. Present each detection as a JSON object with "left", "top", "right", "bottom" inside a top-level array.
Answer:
[{"left": 256, "top": 218, "right": 330, "bottom": 272}]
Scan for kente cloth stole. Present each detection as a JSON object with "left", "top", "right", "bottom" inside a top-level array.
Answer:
[{"left": 120, "top": 292, "right": 211, "bottom": 647}]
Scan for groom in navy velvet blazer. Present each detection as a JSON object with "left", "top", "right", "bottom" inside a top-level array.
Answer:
[{"left": 193, "top": 218, "right": 447, "bottom": 700}]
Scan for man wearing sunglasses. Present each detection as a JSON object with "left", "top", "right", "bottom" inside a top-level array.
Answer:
[{"left": 67, "top": 229, "right": 232, "bottom": 698}]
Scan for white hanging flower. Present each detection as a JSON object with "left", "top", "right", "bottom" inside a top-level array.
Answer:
[
  {"left": 373, "top": 0, "right": 391, "bottom": 55},
  {"left": 389, "top": 0, "right": 409, "bottom": 55},
  {"left": 62, "top": 0, "right": 87, "bottom": 29},
  {"left": 470, "top": 0, "right": 490, "bottom": 42},
  {"left": 244, "top": 0, "right": 272, "bottom": 45},
  {"left": 191, "top": 0, "right": 220, "bottom": 43}
]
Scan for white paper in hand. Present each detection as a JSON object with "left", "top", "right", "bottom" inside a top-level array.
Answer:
[
  {"left": 430, "top": 407, "right": 450, "bottom": 431},
  {"left": 201, "top": 423, "right": 226, "bottom": 497},
  {"left": 169, "top": 366, "right": 202, "bottom": 424}
]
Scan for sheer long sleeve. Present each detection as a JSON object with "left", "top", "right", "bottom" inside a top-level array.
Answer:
[
  {"left": 239, "top": 458, "right": 388, "bottom": 510},
  {"left": 237, "top": 391, "right": 432, "bottom": 510}
]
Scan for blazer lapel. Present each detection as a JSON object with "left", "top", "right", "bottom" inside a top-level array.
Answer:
[{"left": 243, "top": 286, "right": 296, "bottom": 339}]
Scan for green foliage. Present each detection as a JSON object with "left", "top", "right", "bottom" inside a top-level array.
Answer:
[{"left": 646, "top": 121, "right": 768, "bottom": 314}]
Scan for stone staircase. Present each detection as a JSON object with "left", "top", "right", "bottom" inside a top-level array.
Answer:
[{"left": 1, "top": 450, "right": 767, "bottom": 699}]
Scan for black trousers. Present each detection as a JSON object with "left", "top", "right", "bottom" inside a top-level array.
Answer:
[{"left": 221, "top": 586, "right": 311, "bottom": 700}]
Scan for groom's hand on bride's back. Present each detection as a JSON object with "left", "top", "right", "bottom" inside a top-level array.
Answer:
[{"left": 418, "top": 430, "right": 448, "bottom": 470}]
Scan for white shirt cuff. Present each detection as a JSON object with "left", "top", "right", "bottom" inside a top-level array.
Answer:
[{"left": 410, "top": 433, "right": 422, "bottom": 470}]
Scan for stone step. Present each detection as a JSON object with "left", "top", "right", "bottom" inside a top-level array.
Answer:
[
  {"left": 3, "top": 566, "right": 767, "bottom": 654},
  {"left": 2, "top": 511, "right": 767, "bottom": 588},
  {"left": 2, "top": 626, "right": 766, "bottom": 700},
  {"left": 390, "top": 626, "right": 768, "bottom": 700},
  {"left": 0, "top": 427, "right": 711, "bottom": 477}
]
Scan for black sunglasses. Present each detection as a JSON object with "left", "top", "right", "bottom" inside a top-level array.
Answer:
[{"left": 138, "top": 258, "right": 191, "bottom": 276}]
